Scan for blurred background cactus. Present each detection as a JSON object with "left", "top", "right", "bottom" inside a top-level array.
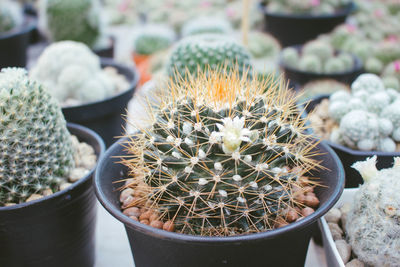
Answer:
[
  {"left": 329, "top": 74, "right": 400, "bottom": 152},
  {"left": 0, "top": 68, "right": 74, "bottom": 206},
  {"left": 347, "top": 156, "right": 400, "bottom": 266},
  {"left": 166, "top": 34, "right": 252, "bottom": 79},
  {"left": 0, "top": 0, "right": 23, "bottom": 33},
  {"left": 181, "top": 16, "right": 233, "bottom": 37},
  {"left": 298, "top": 79, "right": 349, "bottom": 102},
  {"left": 30, "top": 41, "right": 128, "bottom": 105},
  {"left": 132, "top": 24, "right": 176, "bottom": 56},
  {"left": 38, "top": 0, "right": 106, "bottom": 48},
  {"left": 121, "top": 69, "right": 321, "bottom": 236}
]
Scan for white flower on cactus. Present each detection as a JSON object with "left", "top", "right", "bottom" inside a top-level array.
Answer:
[
  {"left": 351, "top": 156, "right": 378, "bottom": 183},
  {"left": 216, "top": 116, "right": 251, "bottom": 154}
]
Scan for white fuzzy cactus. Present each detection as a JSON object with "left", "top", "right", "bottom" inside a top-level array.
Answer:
[
  {"left": 0, "top": 0, "right": 23, "bottom": 33},
  {"left": 31, "top": 41, "right": 116, "bottom": 104},
  {"left": 346, "top": 156, "right": 400, "bottom": 266},
  {"left": 329, "top": 74, "right": 400, "bottom": 152}
]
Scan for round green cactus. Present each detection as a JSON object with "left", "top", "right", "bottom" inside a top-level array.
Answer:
[
  {"left": 324, "top": 57, "right": 346, "bottom": 73},
  {"left": 0, "top": 68, "right": 74, "bottom": 205},
  {"left": 40, "top": 0, "right": 104, "bottom": 48},
  {"left": 303, "top": 40, "right": 334, "bottom": 62},
  {"left": 133, "top": 24, "right": 176, "bottom": 55},
  {"left": 281, "top": 47, "right": 299, "bottom": 68},
  {"left": 181, "top": 16, "right": 232, "bottom": 37},
  {"left": 299, "top": 54, "right": 322, "bottom": 73},
  {"left": 166, "top": 34, "right": 252, "bottom": 79},
  {"left": 365, "top": 57, "right": 384, "bottom": 74},
  {"left": 247, "top": 32, "right": 281, "bottom": 60},
  {"left": 0, "top": 0, "right": 23, "bottom": 33},
  {"left": 122, "top": 70, "right": 320, "bottom": 236}
]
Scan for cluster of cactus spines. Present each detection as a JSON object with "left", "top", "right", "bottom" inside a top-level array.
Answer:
[
  {"left": 282, "top": 41, "right": 355, "bottom": 74},
  {"left": 0, "top": 0, "right": 23, "bottom": 33},
  {"left": 121, "top": 68, "right": 322, "bottom": 236},
  {"left": 166, "top": 34, "right": 253, "bottom": 79},
  {"left": 181, "top": 16, "right": 233, "bottom": 37},
  {"left": 264, "top": 0, "right": 351, "bottom": 15},
  {"left": 329, "top": 73, "right": 400, "bottom": 152},
  {"left": 0, "top": 68, "right": 74, "bottom": 206},
  {"left": 31, "top": 41, "right": 116, "bottom": 104},
  {"left": 39, "top": 0, "right": 104, "bottom": 48},
  {"left": 133, "top": 24, "right": 176, "bottom": 56},
  {"left": 346, "top": 156, "right": 400, "bottom": 266}
]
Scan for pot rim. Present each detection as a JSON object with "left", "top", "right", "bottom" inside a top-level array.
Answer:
[
  {"left": 0, "top": 15, "right": 36, "bottom": 40},
  {"left": 95, "top": 137, "right": 345, "bottom": 244},
  {"left": 61, "top": 58, "right": 140, "bottom": 111},
  {"left": 280, "top": 45, "right": 363, "bottom": 77},
  {"left": 0, "top": 122, "right": 105, "bottom": 211},
  {"left": 259, "top": 2, "right": 356, "bottom": 19},
  {"left": 304, "top": 94, "right": 400, "bottom": 157}
]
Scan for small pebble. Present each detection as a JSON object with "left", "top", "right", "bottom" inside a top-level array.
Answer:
[
  {"left": 4, "top": 203, "right": 16, "bottom": 206},
  {"left": 139, "top": 210, "right": 153, "bottom": 221},
  {"left": 328, "top": 222, "right": 343, "bottom": 240},
  {"left": 340, "top": 203, "right": 352, "bottom": 232},
  {"left": 301, "top": 207, "right": 314, "bottom": 217},
  {"left": 123, "top": 207, "right": 140, "bottom": 217},
  {"left": 42, "top": 188, "right": 53, "bottom": 197},
  {"left": 274, "top": 217, "right": 289, "bottom": 228},
  {"left": 325, "top": 208, "right": 341, "bottom": 224},
  {"left": 345, "top": 259, "right": 364, "bottom": 267},
  {"left": 335, "top": 239, "right": 351, "bottom": 264},
  {"left": 304, "top": 195, "right": 320, "bottom": 208},
  {"left": 60, "top": 182, "right": 72, "bottom": 191},
  {"left": 140, "top": 219, "right": 149, "bottom": 225},
  {"left": 121, "top": 195, "right": 135, "bottom": 209},
  {"left": 163, "top": 221, "right": 175, "bottom": 232},
  {"left": 150, "top": 220, "right": 164, "bottom": 229},
  {"left": 149, "top": 213, "right": 159, "bottom": 222},
  {"left": 26, "top": 194, "right": 43, "bottom": 202},
  {"left": 120, "top": 188, "right": 135, "bottom": 203},
  {"left": 69, "top": 167, "right": 89, "bottom": 182},
  {"left": 81, "top": 155, "right": 97, "bottom": 170},
  {"left": 284, "top": 208, "right": 299, "bottom": 222},
  {"left": 129, "top": 216, "right": 139, "bottom": 221}
]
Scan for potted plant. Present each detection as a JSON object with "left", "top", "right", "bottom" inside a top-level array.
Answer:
[
  {"left": 305, "top": 73, "right": 400, "bottom": 187},
  {"left": 131, "top": 24, "right": 176, "bottom": 86},
  {"left": 259, "top": 0, "right": 355, "bottom": 47},
  {"left": 0, "top": 0, "right": 36, "bottom": 69},
  {"left": 320, "top": 156, "right": 400, "bottom": 266},
  {"left": 37, "top": 0, "right": 114, "bottom": 57},
  {"left": 280, "top": 40, "right": 363, "bottom": 87},
  {"left": 30, "top": 40, "right": 140, "bottom": 147},
  {"left": 0, "top": 68, "right": 105, "bottom": 266},
  {"left": 95, "top": 68, "right": 345, "bottom": 267}
]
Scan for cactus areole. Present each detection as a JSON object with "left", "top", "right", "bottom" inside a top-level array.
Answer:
[{"left": 121, "top": 69, "right": 322, "bottom": 236}]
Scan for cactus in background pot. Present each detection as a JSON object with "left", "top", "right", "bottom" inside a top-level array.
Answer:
[
  {"left": 346, "top": 156, "right": 400, "bottom": 267},
  {"left": 39, "top": 0, "right": 104, "bottom": 48},
  {"left": 166, "top": 34, "right": 252, "bottom": 79},
  {"left": 329, "top": 73, "right": 400, "bottom": 152},
  {"left": 299, "top": 79, "right": 349, "bottom": 102},
  {"left": 0, "top": 0, "right": 23, "bottom": 33},
  {"left": 121, "top": 69, "right": 322, "bottom": 236},
  {"left": 30, "top": 41, "right": 127, "bottom": 105},
  {"left": 0, "top": 68, "right": 74, "bottom": 205},
  {"left": 181, "top": 16, "right": 233, "bottom": 37},
  {"left": 263, "top": 0, "right": 351, "bottom": 15},
  {"left": 133, "top": 24, "right": 176, "bottom": 56}
]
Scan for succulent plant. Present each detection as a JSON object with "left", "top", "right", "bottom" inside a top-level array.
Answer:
[
  {"left": 299, "top": 54, "right": 322, "bottom": 73},
  {"left": 121, "top": 69, "right": 321, "bottom": 236},
  {"left": 39, "top": 0, "right": 104, "bottom": 48},
  {"left": 347, "top": 156, "right": 400, "bottom": 267},
  {"left": 281, "top": 47, "right": 299, "bottom": 68},
  {"left": 329, "top": 74, "right": 400, "bottom": 152},
  {"left": 166, "top": 34, "right": 252, "bottom": 79},
  {"left": 133, "top": 24, "right": 176, "bottom": 56},
  {"left": 263, "top": 0, "right": 351, "bottom": 15},
  {"left": 247, "top": 32, "right": 281, "bottom": 60},
  {"left": 30, "top": 41, "right": 117, "bottom": 104},
  {"left": 181, "top": 16, "right": 232, "bottom": 37},
  {"left": 0, "top": 0, "right": 23, "bottom": 33},
  {"left": 0, "top": 68, "right": 74, "bottom": 206},
  {"left": 303, "top": 40, "right": 334, "bottom": 62}
]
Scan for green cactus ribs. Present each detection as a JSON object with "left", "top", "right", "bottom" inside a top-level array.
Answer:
[
  {"left": 0, "top": 68, "right": 74, "bottom": 205},
  {"left": 121, "top": 69, "right": 322, "bottom": 236}
]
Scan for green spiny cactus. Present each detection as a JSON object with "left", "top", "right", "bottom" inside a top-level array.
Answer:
[
  {"left": 166, "top": 34, "right": 252, "bottom": 79},
  {"left": 347, "top": 156, "right": 400, "bottom": 266},
  {"left": 121, "top": 69, "right": 321, "bottom": 236},
  {"left": 0, "top": 68, "right": 74, "bottom": 206},
  {"left": 0, "top": 0, "right": 23, "bottom": 33},
  {"left": 40, "top": 0, "right": 104, "bottom": 48},
  {"left": 181, "top": 16, "right": 232, "bottom": 37},
  {"left": 133, "top": 24, "right": 176, "bottom": 56}
]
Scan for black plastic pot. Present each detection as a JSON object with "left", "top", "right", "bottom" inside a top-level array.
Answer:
[
  {"left": 281, "top": 45, "right": 363, "bottom": 88},
  {"left": 0, "top": 123, "right": 105, "bottom": 267},
  {"left": 0, "top": 16, "right": 36, "bottom": 69},
  {"left": 62, "top": 59, "right": 139, "bottom": 147},
  {"left": 95, "top": 138, "right": 344, "bottom": 267},
  {"left": 259, "top": 2, "right": 355, "bottom": 47},
  {"left": 303, "top": 95, "right": 400, "bottom": 187},
  {"left": 93, "top": 37, "right": 115, "bottom": 58}
]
